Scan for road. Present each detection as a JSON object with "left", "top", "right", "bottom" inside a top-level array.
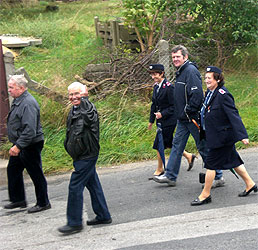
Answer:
[{"left": 0, "top": 147, "right": 257, "bottom": 250}]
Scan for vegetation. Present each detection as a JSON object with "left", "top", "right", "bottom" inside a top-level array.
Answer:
[
  {"left": 122, "top": 0, "right": 169, "bottom": 52},
  {"left": 122, "top": 0, "right": 258, "bottom": 67},
  {"left": 0, "top": 0, "right": 257, "bottom": 174}
]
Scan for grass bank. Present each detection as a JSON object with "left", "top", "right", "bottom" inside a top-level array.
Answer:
[{"left": 0, "top": 1, "right": 257, "bottom": 173}]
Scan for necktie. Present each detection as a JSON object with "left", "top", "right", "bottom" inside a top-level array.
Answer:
[
  {"left": 200, "top": 91, "right": 212, "bottom": 130},
  {"left": 156, "top": 82, "right": 162, "bottom": 94}
]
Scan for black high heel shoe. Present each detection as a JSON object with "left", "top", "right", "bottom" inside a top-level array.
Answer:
[
  {"left": 191, "top": 195, "right": 212, "bottom": 206},
  {"left": 238, "top": 184, "right": 257, "bottom": 197},
  {"left": 187, "top": 154, "right": 197, "bottom": 171}
]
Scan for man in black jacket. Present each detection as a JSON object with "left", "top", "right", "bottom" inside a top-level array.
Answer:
[
  {"left": 58, "top": 82, "right": 111, "bottom": 235},
  {"left": 153, "top": 45, "right": 223, "bottom": 186}
]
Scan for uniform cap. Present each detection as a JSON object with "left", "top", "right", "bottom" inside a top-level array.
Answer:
[
  {"left": 206, "top": 66, "right": 222, "bottom": 74},
  {"left": 148, "top": 64, "right": 165, "bottom": 72}
]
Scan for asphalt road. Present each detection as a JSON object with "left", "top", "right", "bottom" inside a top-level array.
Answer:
[{"left": 0, "top": 147, "right": 257, "bottom": 250}]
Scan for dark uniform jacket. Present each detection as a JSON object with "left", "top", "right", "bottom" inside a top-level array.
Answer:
[
  {"left": 149, "top": 78, "right": 177, "bottom": 128},
  {"left": 7, "top": 90, "right": 44, "bottom": 149},
  {"left": 64, "top": 97, "right": 100, "bottom": 161},
  {"left": 174, "top": 60, "right": 203, "bottom": 122},
  {"left": 204, "top": 86, "right": 248, "bottom": 149}
]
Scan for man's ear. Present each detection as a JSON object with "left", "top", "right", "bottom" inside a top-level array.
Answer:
[{"left": 20, "top": 85, "right": 26, "bottom": 91}]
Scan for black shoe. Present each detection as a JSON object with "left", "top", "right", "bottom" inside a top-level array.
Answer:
[
  {"left": 58, "top": 225, "right": 83, "bottom": 234},
  {"left": 87, "top": 218, "right": 112, "bottom": 226},
  {"left": 27, "top": 203, "right": 51, "bottom": 213},
  {"left": 187, "top": 154, "right": 196, "bottom": 171},
  {"left": 238, "top": 184, "right": 257, "bottom": 197},
  {"left": 191, "top": 195, "right": 212, "bottom": 206},
  {"left": 4, "top": 201, "right": 27, "bottom": 209}
]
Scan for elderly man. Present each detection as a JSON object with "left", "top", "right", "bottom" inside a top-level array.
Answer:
[
  {"left": 4, "top": 75, "right": 51, "bottom": 213},
  {"left": 58, "top": 82, "right": 111, "bottom": 235}
]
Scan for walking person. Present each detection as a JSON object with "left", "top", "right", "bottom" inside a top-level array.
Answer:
[
  {"left": 191, "top": 66, "right": 257, "bottom": 205},
  {"left": 58, "top": 82, "right": 111, "bottom": 235},
  {"left": 148, "top": 64, "right": 196, "bottom": 178},
  {"left": 4, "top": 75, "right": 51, "bottom": 213},
  {"left": 153, "top": 45, "right": 223, "bottom": 186}
]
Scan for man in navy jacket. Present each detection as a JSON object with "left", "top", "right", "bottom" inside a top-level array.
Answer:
[{"left": 4, "top": 75, "right": 51, "bottom": 213}]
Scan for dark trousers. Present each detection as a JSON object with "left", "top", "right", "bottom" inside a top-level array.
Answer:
[
  {"left": 7, "top": 141, "right": 49, "bottom": 207},
  {"left": 67, "top": 156, "right": 111, "bottom": 226}
]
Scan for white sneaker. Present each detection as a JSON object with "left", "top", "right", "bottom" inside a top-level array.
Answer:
[
  {"left": 153, "top": 174, "right": 176, "bottom": 186},
  {"left": 211, "top": 177, "right": 225, "bottom": 189}
]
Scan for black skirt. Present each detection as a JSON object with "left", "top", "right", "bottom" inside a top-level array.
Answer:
[
  {"left": 205, "top": 144, "right": 244, "bottom": 170},
  {"left": 153, "top": 124, "right": 176, "bottom": 150}
]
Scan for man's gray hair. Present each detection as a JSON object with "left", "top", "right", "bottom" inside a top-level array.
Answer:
[
  {"left": 9, "top": 74, "right": 28, "bottom": 88},
  {"left": 68, "top": 82, "right": 84, "bottom": 91},
  {"left": 171, "top": 45, "right": 189, "bottom": 57}
]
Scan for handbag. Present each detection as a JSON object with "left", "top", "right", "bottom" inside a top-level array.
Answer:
[
  {"left": 199, "top": 160, "right": 205, "bottom": 184},
  {"left": 199, "top": 172, "right": 205, "bottom": 184}
]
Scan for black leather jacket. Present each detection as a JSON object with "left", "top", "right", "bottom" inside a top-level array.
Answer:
[{"left": 64, "top": 97, "right": 100, "bottom": 161}]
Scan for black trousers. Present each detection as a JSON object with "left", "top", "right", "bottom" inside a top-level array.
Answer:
[{"left": 7, "top": 141, "right": 49, "bottom": 207}]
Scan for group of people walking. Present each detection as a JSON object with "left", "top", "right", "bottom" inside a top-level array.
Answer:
[
  {"left": 3, "top": 44, "right": 256, "bottom": 236},
  {"left": 4, "top": 75, "right": 111, "bottom": 235},
  {"left": 148, "top": 45, "right": 257, "bottom": 206}
]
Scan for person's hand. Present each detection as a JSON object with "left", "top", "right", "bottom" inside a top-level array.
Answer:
[
  {"left": 241, "top": 138, "right": 249, "bottom": 145},
  {"left": 9, "top": 145, "right": 20, "bottom": 156},
  {"left": 148, "top": 123, "right": 153, "bottom": 130},
  {"left": 80, "top": 85, "right": 88, "bottom": 97},
  {"left": 154, "top": 112, "right": 162, "bottom": 119}
]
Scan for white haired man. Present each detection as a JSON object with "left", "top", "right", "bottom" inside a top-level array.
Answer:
[
  {"left": 58, "top": 82, "right": 111, "bottom": 235},
  {"left": 4, "top": 75, "right": 51, "bottom": 213}
]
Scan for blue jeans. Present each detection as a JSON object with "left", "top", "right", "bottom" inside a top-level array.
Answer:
[
  {"left": 165, "top": 121, "right": 222, "bottom": 181},
  {"left": 67, "top": 156, "right": 111, "bottom": 226}
]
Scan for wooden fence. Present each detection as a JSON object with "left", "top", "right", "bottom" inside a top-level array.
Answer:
[{"left": 94, "top": 16, "right": 139, "bottom": 49}]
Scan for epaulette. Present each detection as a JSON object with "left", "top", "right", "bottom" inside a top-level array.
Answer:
[
  {"left": 219, "top": 89, "right": 226, "bottom": 95},
  {"left": 162, "top": 82, "right": 171, "bottom": 88}
]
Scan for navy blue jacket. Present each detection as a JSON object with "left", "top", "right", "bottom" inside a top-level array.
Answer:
[
  {"left": 7, "top": 90, "right": 44, "bottom": 149},
  {"left": 174, "top": 60, "right": 203, "bottom": 122},
  {"left": 149, "top": 78, "right": 177, "bottom": 128},
  {"left": 204, "top": 86, "right": 248, "bottom": 149}
]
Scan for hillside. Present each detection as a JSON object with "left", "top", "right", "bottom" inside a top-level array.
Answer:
[{"left": 0, "top": 0, "right": 257, "bottom": 173}]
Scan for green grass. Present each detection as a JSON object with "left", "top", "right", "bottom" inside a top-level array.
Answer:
[
  {"left": 225, "top": 73, "right": 258, "bottom": 144},
  {"left": 0, "top": 0, "right": 121, "bottom": 91},
  {"left": 1, "top": 1, "right": 257, "bottom": 173}
]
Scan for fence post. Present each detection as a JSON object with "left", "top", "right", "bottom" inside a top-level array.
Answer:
[
  {"left": 103, "top": 22, "right": 109, "bottom": 46},
  {"left": 3, "top": 49, "right": 15, "bottom": 107},
  {"left": 110, "top": 20, "right": 119, "bottom": 47},
  {"left": 94, "top": 16, "right": 99, "bottom": 38},
  {"left": 158, "top": 40, "right": 171, "bottom": 81},
  {"left": 0, "top": 40, "right": 10, "bottom": 141}
]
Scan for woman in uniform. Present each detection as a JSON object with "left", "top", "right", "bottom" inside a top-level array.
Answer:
[
  {"left": 148, "top": 64, "right": 196, "bottom": 178},
  {"left": 191, "top": 66, "right": 257, "bottom": 206}
]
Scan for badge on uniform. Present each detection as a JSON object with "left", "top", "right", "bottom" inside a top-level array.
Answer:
[{"left": 219, "top": 89, "right": 225, "bottom": 94}]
